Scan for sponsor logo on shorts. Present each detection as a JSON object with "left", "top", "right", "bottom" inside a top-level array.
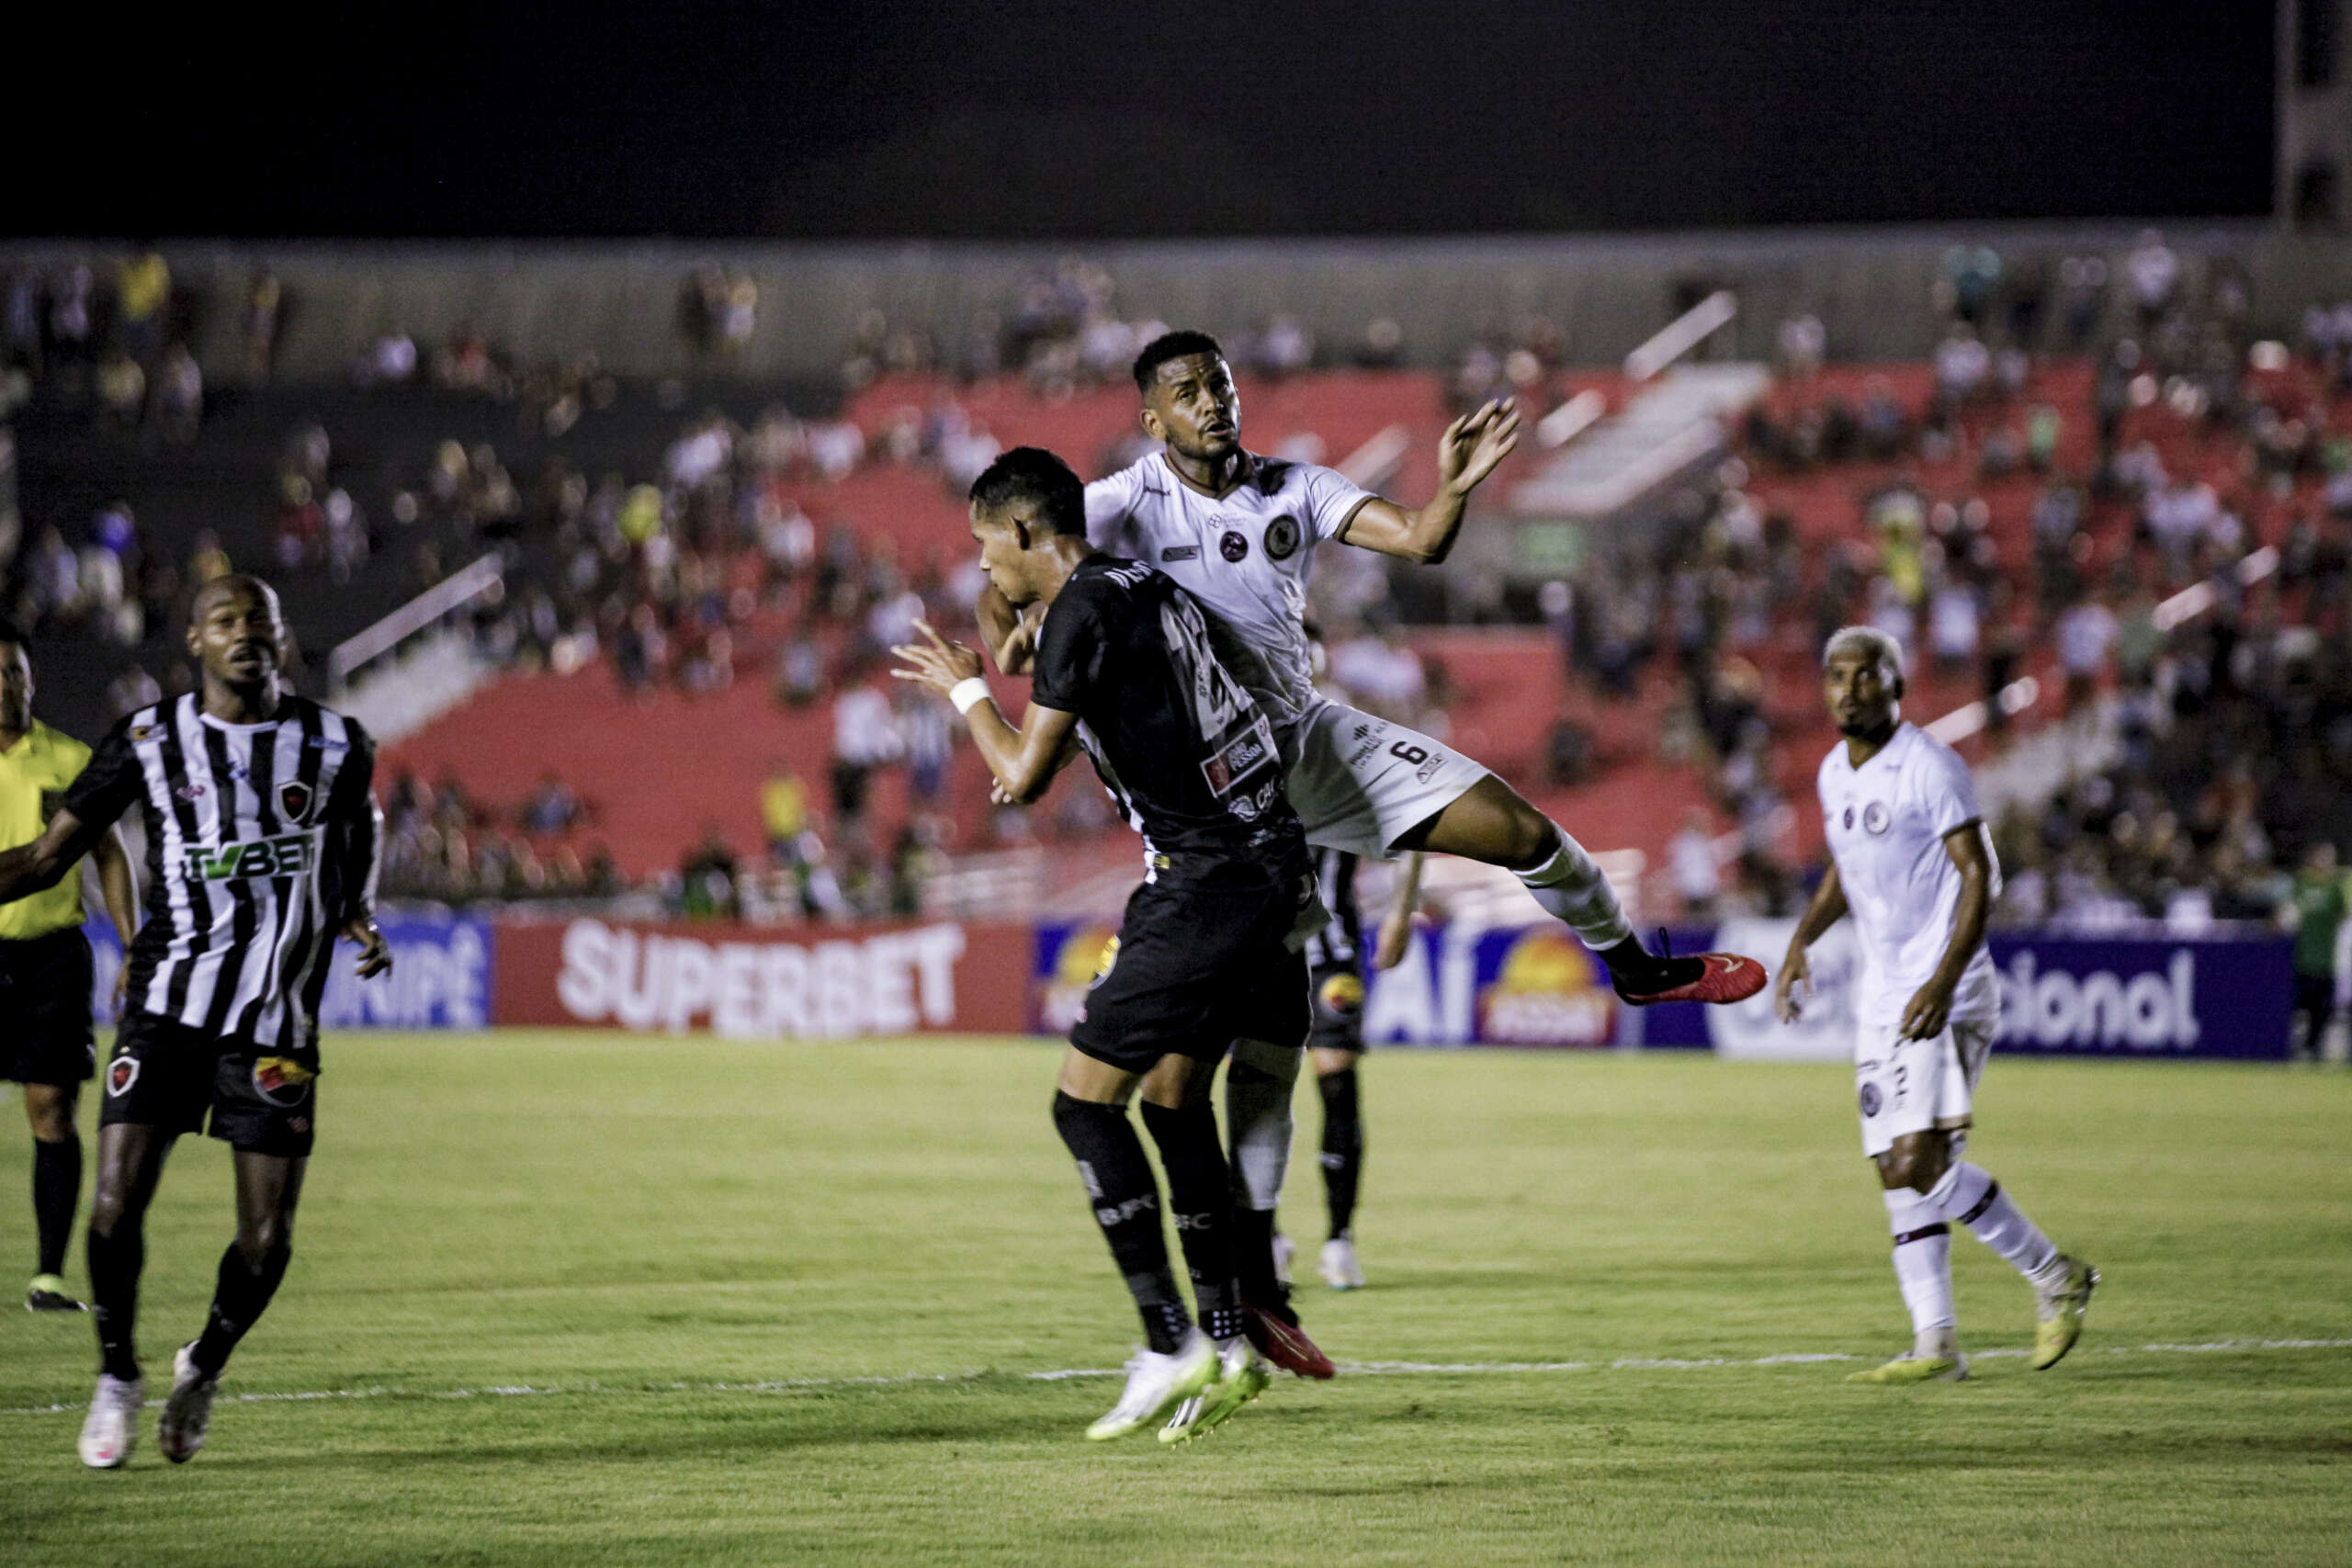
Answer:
[
  {"left": 1318, "top": 971, "right": 1366, "bottom": 1017},
  {"left": 251, "top": 1056, "right": 316, "bottom": 1107},
  {"left": 183, "top": 832, "right": 316, "bottom": 883},
  {"left": 1263, "top": 514, "right": 1301, "bottom": 561},
  {"left": 278, "top": 782, "right": 313, "bottom": 822},
  {"left": 1160, "top": 545, "right": 1200, "bottom": 562},
  {"left": 107, "top": 1056, "right": 139, "bottom": 1098},
  {"left": 1218, "top": 530, "right": 1249, "bottom": 562},
  {"left": 1862, "top": 801, "right": 1892, "bottom": 835},
  {"left": 1859, "top": 1081, "right": 1883, "bottom": 1117}
]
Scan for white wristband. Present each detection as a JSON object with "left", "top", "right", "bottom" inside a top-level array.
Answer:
[{"left": 948, "top": 677, "right": 990, "bottom": 715}]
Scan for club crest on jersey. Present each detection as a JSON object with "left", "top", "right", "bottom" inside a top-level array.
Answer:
[
  {"left": 107, "top": 1056, "right": 139, "bottom": 1098},
  {"left": 1862, "top": 801, "right": 1892, "bottom": 835},
  {"left": 129, "top": 723, "right": 164, "bottom": 742},
  {"left": 176, "top": 783, "right": 208, "bottom": 801},
  {"left": 1218, "top": 529, "right": 1249, "bottom": 562},
  {"left": 278, "top": 781, "right": 314, "bottom": 822},
  {"left": 1859, "top": 1081, "right": 1883, "bottom": 1118},
  {"left": 251, "top": 1056, "right": 316, "bottom": 1107},
  {"left": 1264, "top": 514, "right": 1301, "bottom": 561}
]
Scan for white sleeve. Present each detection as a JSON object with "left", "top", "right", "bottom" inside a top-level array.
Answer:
[
  {"left": 1912, "top": 739, "right": 1982, "bottom": 839},
  {"left": 1299, "top": 464, "right": 1376, "bottom": 544},
  {"left": 1084, "top": 466, "right": 1143, "bottom": 555}
]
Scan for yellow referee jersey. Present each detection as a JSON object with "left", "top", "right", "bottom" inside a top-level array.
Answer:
[{"left": 0, "top": 720, "right": 94, "bottom": 941}]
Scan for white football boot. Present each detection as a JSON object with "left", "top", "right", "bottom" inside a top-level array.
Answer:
[
  {"left": 1318, "top": 1236, "right": 1365, "bottom": 1291},
  {"left": 78, "top": 1373, "right": 144, "bottom": 1469},
  {"left": 1085, "top": 1330, "right": 1218, "bottom": 1441},
  {"left": 158, "top": 1343, "right": 220, "bottom": 1463}
]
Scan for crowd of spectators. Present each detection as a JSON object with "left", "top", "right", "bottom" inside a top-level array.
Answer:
[{"left": 11, "top": 239, "right": 2352, "bottom": 931}]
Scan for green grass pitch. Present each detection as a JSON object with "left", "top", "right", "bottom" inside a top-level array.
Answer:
[{"left": 2, "top": 1032, "right": 2346, "bottom": 1566}]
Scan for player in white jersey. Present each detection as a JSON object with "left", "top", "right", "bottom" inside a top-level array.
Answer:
[
  {"left": 1776, "top": 627, "right": 2096, "bottom": 1383},
  {"left": 978, "top": 333, "right": 1766, "bottom": 1317}
]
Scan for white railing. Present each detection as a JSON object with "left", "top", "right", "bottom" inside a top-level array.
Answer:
[
  {"left": 328, "top": 554, "right": 505, "bottom": 691},
  {"left": 1624, "top": 290, "right": 1737, "bottom": 382}
]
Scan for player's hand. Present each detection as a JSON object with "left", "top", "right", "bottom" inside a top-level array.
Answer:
[
  {"left": 890, "top": 620, "right": 984, "bottom": 696},
  {"left": 1437, "top": 399, "right": 1521, "bottom": 496},
  {"left": 1373, "top": 910, "right": 1416, "bottom": 971},
  {"left": 345, "top": 918, "right": 393, "bottom": 979},
  {"left": 1773, "top": 943, "right": 1811, "bottom": 1024},
  {"left": 990, "top": 601, "right": 1045, "bottom": 677},
  {"left": 1899, "top": 977, "right": 1955, "bottom": 1042},
  {"left": 110, "top": 960, "right": 130, "bottom": 1019}
]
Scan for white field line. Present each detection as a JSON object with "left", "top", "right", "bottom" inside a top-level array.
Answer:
[{"left": 4, "top": 1337, "right": 2346, "bottom": 1419}]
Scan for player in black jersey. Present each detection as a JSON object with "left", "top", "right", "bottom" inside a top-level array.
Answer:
[
  {"left": 0, "top": 575, "right": 390, "bottom": 1469},
  {"left": 895, "top": 447, "right": 1315, "bottom": 1444}
]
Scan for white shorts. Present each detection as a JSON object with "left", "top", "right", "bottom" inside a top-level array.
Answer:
[
  {"left": 1283, "top": 700, "right": 1490, "bottom": 860},
  {"left": 1854, "top": 1005, "right": 1996, "bottom": 1158}
]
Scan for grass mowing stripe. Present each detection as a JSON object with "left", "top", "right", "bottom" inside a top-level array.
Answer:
[{"left": 9, "top": 1336, "right": 2346, "bottom": 1418}]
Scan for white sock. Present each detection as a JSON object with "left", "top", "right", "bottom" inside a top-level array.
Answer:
[
  {"left": 1513, "top": 822, "right": 1634, "bottom": 949},
  {"left": 1223, "top": 1038, "right": 1301, "bottom": 1211},
  {"left": 1926, "top": 1161, "right": 2066, "bottom": 1289},
  {"left": 1884, "top": 1189, "right": 1957, "bottom": 1349}
]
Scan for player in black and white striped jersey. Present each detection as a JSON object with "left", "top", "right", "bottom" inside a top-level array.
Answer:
[{"left": 0, "top": 574, "right": 391, "bottom": 1469}]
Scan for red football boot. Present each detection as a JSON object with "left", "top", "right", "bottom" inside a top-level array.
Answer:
[
  {"left": 1611, "top": 931, "right": 1767, "bottom": 1007},
  {"left": 1242, "top": 1302, "right": 1337, "bottom": 1380}
]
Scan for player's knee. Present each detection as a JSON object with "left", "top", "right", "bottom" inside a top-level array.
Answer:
[
  {"left": 236, "top": 1221, "right": 292, "bottom": 1274},
  {"left": 1468, "top": 791, "right": 1557, "bottom": 872}
]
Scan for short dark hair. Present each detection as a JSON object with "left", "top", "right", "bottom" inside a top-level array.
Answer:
[
  {"left": 1132, "top": 330, "right": 1226, "bottom": 393},
  {"left": 968, "top": 446, "right": 1086, "bottom": 536},
  {"left": 0, "top": 618, "right": 25, "bottom": 650}
]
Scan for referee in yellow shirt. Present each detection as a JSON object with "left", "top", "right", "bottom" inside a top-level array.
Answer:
[{"left": 0, "top": 625, "right": 138, "bottom": 1312}]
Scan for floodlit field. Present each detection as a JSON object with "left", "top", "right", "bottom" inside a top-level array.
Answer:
[{"left": 3, "top": 1032, "right": 2346, "bottom": 1567}]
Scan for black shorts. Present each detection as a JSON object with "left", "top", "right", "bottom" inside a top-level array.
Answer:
[
  {"left": 100, "top": 1012, "right": 320, "bottom": 1157},
  {"left": 1070, "top": 877, "right": 1313, "bottom": 1073},
  {"left": 1, "top": 928, "right": 96, "bottom": 1087},
  {"left": 1307, "top": 959, "right": 1369, "bottom": 1054}
]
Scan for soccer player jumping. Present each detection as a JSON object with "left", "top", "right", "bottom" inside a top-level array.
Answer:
[
  {"left": 981, "top": 332, "right": 1765, "bottom": 1312},
  {"left": 0, "top": 575, "right": 392, "bottom": 1466},
  {"left": 1777, "top": 627, "right": 2096, "bottom": 1383},
  {"left": 896, "top": 447, "right": 1310, "bottom": 1444}
]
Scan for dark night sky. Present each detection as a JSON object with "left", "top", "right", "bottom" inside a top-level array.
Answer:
[{"left": 6, "top": 1, "right": 2278, "bottom": 240}]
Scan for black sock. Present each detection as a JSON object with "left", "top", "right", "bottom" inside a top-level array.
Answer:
[
  {"left": 1137, "top": 1100, "right": 1246, "bottom": 1343},
  {"left": 31, "top": 1134, "right": 81, "bottom": 1278},
  {"left": 1600, "top": 936, "right": 1702, "bottom": 992},
  {"left": 85, "top": 1223, "right": 144, "bottom": 1382},
  {"left": 1317, "top": 1066, "right": 1363, "bottom": 1240},
  {"left": 1051, "top": 1092, "right": 1191, "bottom": 1354},
  {"left": 192, "top": 1239, "right": 292, "bottom": 1376}
]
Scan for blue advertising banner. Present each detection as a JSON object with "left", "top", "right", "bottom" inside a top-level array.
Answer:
[
  {"left": 1643, "top": 916, "right": 2294, "bottom": 1062},
  {"left": 86, "top": 914, "right": 494, "bottom": 1031},
  {"left": 1036, "top": 918, "right": 1634, "bottom": 1049}
]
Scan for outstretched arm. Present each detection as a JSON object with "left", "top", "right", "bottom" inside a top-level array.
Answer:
[
  {"left": 894, "top": 622, "right": 1080, "bottom": 805},
  {"left": 0, "top": 808, "right": 113, "bottom": 908},
  {"left": 1338, "top": 400, "right": 1521, "bottom": 566}
]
